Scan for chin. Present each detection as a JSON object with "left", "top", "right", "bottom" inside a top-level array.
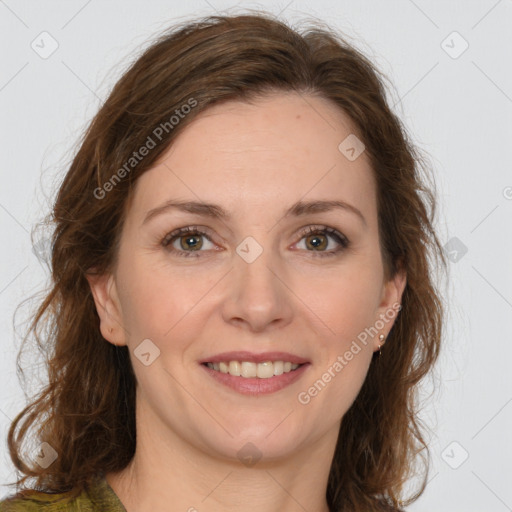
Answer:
[{"left": 210, "top": 423, "right": 305, "bottom": 461}]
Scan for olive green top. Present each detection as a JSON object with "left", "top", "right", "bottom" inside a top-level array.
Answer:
[{"left": 0, "top": 474, "right": 126, "bottom": 511}]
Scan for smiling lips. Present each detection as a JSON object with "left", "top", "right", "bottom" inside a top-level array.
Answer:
[
  {"left": 200, "top": 350, "right": 310, "bottom": 395},
  {"left": 202, "top": 362, "right": 310, "bottom": 395}
]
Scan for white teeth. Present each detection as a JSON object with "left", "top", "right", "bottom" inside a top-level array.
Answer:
[
  {"left": 241, "top": 361, "right": 257, "bottom": 378},
  {"left": 206, "top": 360, "right": 301, "bottom": 378},
  {"left": 273, "top": 360, "right": 284, "bottom": 375},
  {"left": 257, "top": 361, "right": 274, "bottom": 379},
  {"left": 228, "top": 360, "right": 241, "bottom": 376}
]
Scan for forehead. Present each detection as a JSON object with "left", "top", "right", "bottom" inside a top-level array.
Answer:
[{"left": 128, "top": 92, "right": 376, "bottom": 225}]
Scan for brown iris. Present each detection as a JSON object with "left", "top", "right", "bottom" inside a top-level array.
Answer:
[
  {"left": 179, "top": 234, "right": 203, "bottom": 251},
  {"left": 305, "top": 233, "right": 328, "bottom": 251}
]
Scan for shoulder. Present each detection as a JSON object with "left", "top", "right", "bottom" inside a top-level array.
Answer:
[
  {"left": 0, "top": 487, "right": 78, "bottom": 511},
  {"left": 0, "top": 475, "right": 125, "bottom": 512}
]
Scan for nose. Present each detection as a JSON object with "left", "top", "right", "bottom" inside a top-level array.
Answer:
[{"left": 221, "top": 241, "right": 294, "bottom": 333}]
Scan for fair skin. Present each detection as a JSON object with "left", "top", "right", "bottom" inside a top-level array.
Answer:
[{"left": 87, "top": 92, "right": 406, "bottom": 512}]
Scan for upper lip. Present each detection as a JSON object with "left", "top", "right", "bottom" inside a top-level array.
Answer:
[{"left": 200, "top": 351, "right": 310, "bottom": 365}]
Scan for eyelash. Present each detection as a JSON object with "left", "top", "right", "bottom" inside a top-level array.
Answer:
[{"left": 161, "top": 225, "right": 350, "bottom": 259}]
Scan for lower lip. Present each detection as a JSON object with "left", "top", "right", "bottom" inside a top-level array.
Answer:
[{"left": 200, "top": 363, "right": 310, "bottom": 395}]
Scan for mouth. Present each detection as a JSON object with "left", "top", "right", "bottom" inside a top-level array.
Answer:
[{"left": 199, "top": 354, "right": 311, "bottom": 395}]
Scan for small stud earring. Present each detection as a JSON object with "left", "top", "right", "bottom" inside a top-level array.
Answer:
[{"left": 378, "top": 333, "right": 385, "bottom": 357}]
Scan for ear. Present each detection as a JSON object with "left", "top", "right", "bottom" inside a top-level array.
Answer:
[
  {"left": 86, "top": 270, "right": 127, "bottom": 346},
  {"left": 374, "top": 265, "right": 407, "bottom": 350}
]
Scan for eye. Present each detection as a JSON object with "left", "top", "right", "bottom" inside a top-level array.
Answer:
[
  {"left": 161, "top": 224, "right": 350, "bottom": 259},
  {"left": 294, "top": 225, "right": 349, "bottom": 257},
  {"left": 161, "top": 226, "right": 217, "bottom": 258}
]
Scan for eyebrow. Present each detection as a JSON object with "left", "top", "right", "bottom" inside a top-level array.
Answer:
[{"left": 142, "top": 199, "right": 367, "bottom": 227}]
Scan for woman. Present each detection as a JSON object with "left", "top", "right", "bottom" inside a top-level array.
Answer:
[{"left": 1, "top": 11, "right": 445, "bottom": 512}]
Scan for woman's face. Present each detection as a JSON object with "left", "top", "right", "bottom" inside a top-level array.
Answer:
[{"left": 88, "top": 92, "right": 405, "bottom": 463}]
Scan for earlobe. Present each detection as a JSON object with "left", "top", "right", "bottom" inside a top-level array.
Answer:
[
  {"left": 85, "top": 270, "right": 126, "bottom": 346},
  {"left": 375, "top": 268, "right": 407, "bottom": 346}
]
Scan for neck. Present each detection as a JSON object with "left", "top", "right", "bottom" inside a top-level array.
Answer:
[{"left": 106, "top": 402, "right": 337, "bottom": 512}]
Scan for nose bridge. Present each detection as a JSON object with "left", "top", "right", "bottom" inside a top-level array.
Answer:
[
  {"left": 235, "top": 233, "right": 279, "bottom": 300},
  {"left": 222, "top": 233, "right": 292, "bottom": 331}
]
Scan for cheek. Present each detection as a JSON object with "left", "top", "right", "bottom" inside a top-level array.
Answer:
[
  {"left": 116, "top": 252, "right": 216, "bottom": 343},
  {"left": 309, "top": 261, "right": 384, "bottom": 343},
  {"left": 298, "top": 280, "right": 378, "bottom": 424}
]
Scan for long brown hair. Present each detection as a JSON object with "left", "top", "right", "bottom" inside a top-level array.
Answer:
[{"left": 4, "top": 11, "right": 446, "bottom": 511}]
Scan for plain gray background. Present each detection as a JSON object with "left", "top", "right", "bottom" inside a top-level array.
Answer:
[{"left": 1, "top": 1, "right": 511, "bottom": 510}]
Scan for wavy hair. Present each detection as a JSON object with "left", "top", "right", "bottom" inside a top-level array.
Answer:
[{"left": 4, "top": 11, "right": 446, "bottom": 512}]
